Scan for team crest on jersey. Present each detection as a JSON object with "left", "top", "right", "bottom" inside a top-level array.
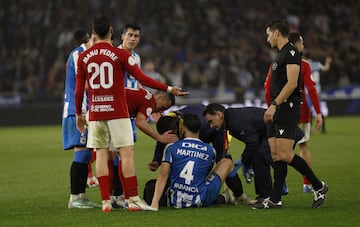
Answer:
[
  {"left": 146, "top": 107, "right": 153, "bottom": 117},
  {"left": 272, "top": 63, "right": 278, "bottom": 71},
  {"left": 310, "top": 74, "right": 316, "bottom": 82},
  {"left": 289, "top": 50, "right": 295, "bottom": 56},
  {"left": 128, "top": 56, "right": 136, "bottom": 66}
]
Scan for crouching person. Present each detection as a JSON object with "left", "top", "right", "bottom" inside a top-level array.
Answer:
[{"left": 150, "top": 113, "right": 234, "bottom": 210}]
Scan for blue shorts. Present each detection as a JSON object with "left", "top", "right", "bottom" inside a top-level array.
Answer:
[
  {"left": 202, "top": 173, "right": 222, "bottom": 207},
  {"left": 62, "top": 116, "right": 87, "bottom": 150}
]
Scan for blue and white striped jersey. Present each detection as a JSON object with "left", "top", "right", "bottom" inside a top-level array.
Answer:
[{"left": 163, "top": 138, "right": 216, "bottom": 208}]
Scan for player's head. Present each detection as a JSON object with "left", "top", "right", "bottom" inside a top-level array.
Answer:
[
  {"left": 92, "top": 15, "right": 113, "bottom": 40},
  {"left": 265, "top": 19, "right": 289, "bottom": 48},
  {"left": 121, "top": 23, "right": 141, "bottom": 51},
  {"left": 183, "top": 113, "right": 201, "bottom": 136},
  {"left": 203, "top": 103, "right": 225, "bottom": 131},
  {"left": 288, "top": 32, "right": 304, "bottom": 54},
  {"left": 156, "top": 111, "right": 183, "bottom": 138},
  {"left": 154, "top": 90, "right": 175, "bottom": 112},
  {"left": 74, "top": 30, "right": 90, "bottom": 46}
]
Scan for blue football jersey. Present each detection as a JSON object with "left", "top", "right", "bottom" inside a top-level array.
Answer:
[
  {"left": 63, "top": 43, "right": 88, "bottom": 118},
  {"left": 163, "top": 138, "right": 216, "bottom": 208}
]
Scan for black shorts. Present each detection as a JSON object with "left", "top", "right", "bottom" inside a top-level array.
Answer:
[{"left": 267, "top": 100, "right": 300, "bottom": 140}]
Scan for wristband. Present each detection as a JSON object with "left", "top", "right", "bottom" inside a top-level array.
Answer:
[
  {"left": 271, "top": 100, "right": 278, "bottom": 106},
  {"left": 167, "top": 86, "right": 173, "bottom": 93}
]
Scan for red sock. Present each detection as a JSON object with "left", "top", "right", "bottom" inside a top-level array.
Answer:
[
  {"left": 97, "top": 176, "right": 111, "bottom": 200},
  {"left": 124, "top": 176, "right": 138, "bottom": 198},
  {"left": 108, "top": 161, "right": 114, "bottom": 196},
  {"left": 118, "top": 160, "right": 128, "bottom": 199},
  {"left": 87, "top": 151, "right": 96, "bottom": 178},
  {"left": 303, "top": 175, "right": 311, "bottom": 185}
]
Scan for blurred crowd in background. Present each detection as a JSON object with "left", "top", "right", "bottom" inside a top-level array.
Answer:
[{"left": 0, "top": 0, "right": 359, "bottom": 104}]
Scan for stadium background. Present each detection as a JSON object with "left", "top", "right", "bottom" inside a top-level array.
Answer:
[{"left": 0, "top": 0, "right": 359, "bottom": 125}]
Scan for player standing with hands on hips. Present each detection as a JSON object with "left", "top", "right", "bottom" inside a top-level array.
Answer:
[
  {"left": 252, "top": 19, "right": 328, "bottom": 209},
  {"left": 75, "top": 15, "right": 189, "bottom": 212}
]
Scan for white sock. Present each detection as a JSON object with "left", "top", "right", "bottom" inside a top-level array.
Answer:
[{"left": 70, "top": 194, "right": 79, "bottom": 202}]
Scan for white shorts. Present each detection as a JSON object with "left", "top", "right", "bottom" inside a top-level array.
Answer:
[
  {"left": 297, "top": 122, "right": 311, "bottom": 144},
  {"left": 87, "top": 118, "right": 134, "bottom": 149}
]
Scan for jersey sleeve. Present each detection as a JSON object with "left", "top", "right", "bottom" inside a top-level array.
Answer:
[
  {"left": 285, "top": 45, "right": 301, "bottom": 65},
  {"left": 264, "top": 64, "right": 272, "bottom": 106},
  {"left": 303, "top": 61, "right": 321, "bottom": 114},
  {"left": 120, "top": 50, "right": 168, "bottom": 91},
  {"left": 75, "top": 55, "right": 86, "bottom": 115},
  {"left": 138, "top": 90, "right": 155, "bottom": 118},
  {"left": 162, "top": 143, "right": 175, "bottom": 163}
]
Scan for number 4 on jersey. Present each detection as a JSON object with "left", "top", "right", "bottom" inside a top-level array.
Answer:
[{"left": 180, "top": 161, "right": 195, "bottom": 185}]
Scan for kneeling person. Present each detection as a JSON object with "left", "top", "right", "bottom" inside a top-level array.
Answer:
[{"left": 151, "top": 114, "right": 234, "bottom": 209}]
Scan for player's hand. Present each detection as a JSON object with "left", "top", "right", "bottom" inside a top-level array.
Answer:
[
  {"left": 148, "top": 161, "right": 160, "bottom": 171},
  {"left": 158, "top": 130, "right": 178, "bottom": 144},
  {"left": 325, "top": 56, "right": 332, "bottom": 64},
  {"left": 263, "top": 105, "right": 276, "bottom": 123},
  {"left": 76, "top": 114, "right": 86, "bottom": 134},
  {"left": 170, "top": 86, "right": 190, "bottom": 96},
  {"left": 314, "top": 113, "right": 323, "bottom": 132}
]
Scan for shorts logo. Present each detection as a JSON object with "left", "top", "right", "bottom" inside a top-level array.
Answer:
[
  {"left": 290, "top": 50, "right": 295, "bottom": 56},
  {"left": 279, "top": 129, "right": 284, "bottom": 135},
  {"left": 289, "top": 102, "right": 294, "bottom": 108}
]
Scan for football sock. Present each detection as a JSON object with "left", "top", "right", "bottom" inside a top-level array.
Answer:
[
  {"left": 118, "top": 160, "right": 128, "bottom": 199},
  {"left": 303, "top": 176, "right": 311, "bottom": 185},
  {"left": 87, "top": 164, "right": 93, "bottom": 178},
  {"left": 289, "top": 154, "right": 322, "bottom": 190},
  {"left": 225, "top": 174, "right": 243, "bottom": 197},
  {"left": 98, "top": 176, "right": 111, "bottom": 200},
  {"left": 69, "top": 194, "right": 79, "bottom": 202},
  {"left": 87, "top": 151, "right": 96, "bottom": 178},
  {"left": 70, "top": 162, "right": 88, "bottom": 195},
  {"left": 107, "top": 161, "right": 114, "bottom": 196},
  {"left": 112, "top": 164, "right": 123, "bottom": 196},
  {"left": 213, "top": 195, "right": 226, "bottom": 204},
  {"left": 270, "top": 161, "right": 287, "bottom": 203},
  {"left": 125, "top": 176, "right": 138, "bottom": 198}
]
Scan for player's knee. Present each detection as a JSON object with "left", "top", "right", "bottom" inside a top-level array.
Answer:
[
  {"left": 222, "top": 158, "right": 234, "bottom": 173},
  {"left": 73, "top": 149, "right": 92, "bottom": 164}
]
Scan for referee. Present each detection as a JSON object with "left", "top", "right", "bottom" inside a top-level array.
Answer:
[{"left": 253, "top": 19, "right": 328, "bottom": 209}]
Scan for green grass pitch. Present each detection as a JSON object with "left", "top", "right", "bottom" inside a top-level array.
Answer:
[{"left": 0, "top": 116, "right": 360, "bottom": 226}]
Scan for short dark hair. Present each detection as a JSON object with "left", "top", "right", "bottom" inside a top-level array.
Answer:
[
  {"left": 183, "top": 113, "right": 201, "bottom": 134},
  {"left": 265, "top": 19, "right": 289, "bottom": 37},
  {"left": 123, "top": 23, "right": 142, "bottom": 35},
  {"left": 288, "top": 32, "right": 301, "bottom": 45},
  {"left": 156, "top": 115, "right": 179, "bottom": 135},
  {"left": 93, "top": 15, "right": 111, "bottom": 38},
  {"left": 166, "top": 92, "right": 175, "bottom": 106},
  {"left": 155, "top": 90, "right": 175, "bottom": 106},
  {"left": 74, "top": 30, "right": 89, "bottom": 46},
  {"left": 203, "top": 103, "right": 225, "bottom": 116}
]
